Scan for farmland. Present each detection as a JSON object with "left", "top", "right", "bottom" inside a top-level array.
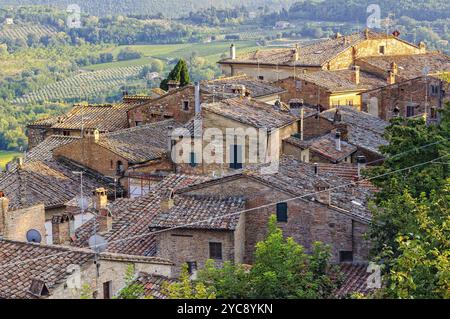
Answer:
[
  {"left": 13, "top": 65, "right": 146, "bottom": 104},
  {"left": 0, "top": 24, "right": 58, "bottom": 42},
  {"left": 0, "top": 151, "right": 21, "bottom": 170},
  {"left": 85, "top": 40, "right": 260, "bottom": 70}
]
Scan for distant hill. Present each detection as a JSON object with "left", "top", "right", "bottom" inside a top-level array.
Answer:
[{"left": 0, "top": 0, "right": 296, "bottom": 18}]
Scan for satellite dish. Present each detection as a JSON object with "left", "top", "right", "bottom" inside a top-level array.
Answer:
[
  {"left": 88, "top": 235, "right": 107, "bottom": 253},
  {"left": 26, "top": 229, "right": 42, "bottom": 243}
]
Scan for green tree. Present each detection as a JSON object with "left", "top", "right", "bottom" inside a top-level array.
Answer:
[
  {"left": 117, "top": 264, "right": 146, "bottom": 299},
  {"left": 366, "top": 103, "right": 450, "bottom": 254},
  {"left": 382, "top": 183, "right": 450, "bottom": 299},
  {"left": 163, "top": 263, "right": 216, "bottom": 299},
  {"left": 160, "top": 59, "right": 190, "bottom": 91},
  {"left": 196, "top": 215, "right": 337, "bottom": 299}
]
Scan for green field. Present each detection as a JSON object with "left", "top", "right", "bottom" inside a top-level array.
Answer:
[
  {"left": 0, "top": 151, "right": 21, "bottom": 170},
  {"left": 85, "top": 40, "right": 261, "bottom": 71}
]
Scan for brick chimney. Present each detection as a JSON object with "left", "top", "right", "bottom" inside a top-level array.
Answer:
[
  {"left": 52, "top": 214, "right": 74, "bottom": 245},
  {"left": 351, "top": 66, "right": 360, "bottom": 85},
  {"left": 98, "top": 208, "right": 113, "bottom": 233},
  {"left": 387, "top": 70, "right": 396, "bottom": 85},
  {"left": 0, "top": 191, "right": 9, "bottom": 235},
  {"left": 160, "top": 189, "right": 174, "bottom": 212},
  {"left": 390, "top": 62, "right": 398, "bottom": 75},
  {"left": 94, "top": 188, "right": 107, "bottom": 210},
  {"left": 314, "top": 182, "right": 330, "bottom": 205}
]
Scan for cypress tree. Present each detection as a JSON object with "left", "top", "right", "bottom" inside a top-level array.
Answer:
[{"left": 160, "top": 59, "right": 190, "bottom": 90}]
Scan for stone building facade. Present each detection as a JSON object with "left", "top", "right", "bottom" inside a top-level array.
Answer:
[
  {"left": 218, "top": 29, "right": 425, "bottom": 81},
  {"left": 176, "top": 159, "right": 372, "bottom": 264},
  {"left": 362, "top": 74, "right": 450, "bottom": 121}
]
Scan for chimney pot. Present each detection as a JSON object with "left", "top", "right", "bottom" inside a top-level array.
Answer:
[
  {"left": 17, "top": 157, "right": 24, "bottom": 169},
  {"left": 230, "top": 43, "right": 236, "bottom": 60},
  {"left": 160, "top": 189, "right": 174, "bottom": 212},
  {"left": 387, "top": 70, "right": 396, "bottom": 85},
  {"left": 351, "top": 66, "right": 360, "bottom": 85},
  {"left": 194, "top": 82, "right": 201, "bottom": 114},
  {"left": 52, "top": 214, "right": 74, "bottom": 245},
  {"left": 94, "top": 187, "right": 108, "bottom": 210},
  {"left": 335, "top": 131, "right": 342, "bottom": 151}
]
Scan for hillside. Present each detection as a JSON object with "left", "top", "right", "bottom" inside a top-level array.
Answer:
[{"left": 0, "top": 0, "right": 296, "bottom": 17}]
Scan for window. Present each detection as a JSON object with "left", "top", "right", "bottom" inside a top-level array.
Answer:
[
  {"left": 258, "top": 75, "right": 264, "bottom": 80},
  {"left": 347, "top": 100, "right": 353, "bottom": 106},
  {"left": 103, "top": 281, "right": 112, "bottom": 299},
  {"left": 63, "top": 130, "right": 70, "bottom": 136},
  {"left": 209, "top": 242, "right": 223, "bottom": 260},
  {"left": 135, "top": 121, "right": 142, "bottom": 126},
  {"left": 276, "top": 202, "right": 288, "bottom": 222},
  {"left": 187, "top": 262, "right": 197, "bottom": 275},
  {"left": 295, "top": 80, "right": 302, "bottom": 91},
  {"left": 183, "top": 101, "right": 189, "bottom": 111},
  {"left": 430, "top": 85, "right": 439, "bottom": 96},
  {"left": 117, "top": 161, "right": 124, "bottom": 174},
  {"left": 339, "top": 251, "right": 353, "bottom": 263},
  {"left": 406, "top": 105, "right": 415, "bottom": 117},
  {"left": 189, "top": 152, "right": 197, "bottom": 167},
  {"left": 110, "top": 160, "right": 113, "bottom": 169},
  {"left": 229, "top": 144, "right": 243, "bottom": 169},
  {"left": 379, "top": 45, "right": 385, "bottom": 54}
]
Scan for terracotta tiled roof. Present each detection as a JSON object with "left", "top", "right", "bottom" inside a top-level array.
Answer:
[
  {"left": 0, "top": 239, "right": 94, "bottom": 299},
  {"left": 95, "top": 120, "right": 180, "bottom": 164},
  {"left": 309, "top": 133, "right": 358, "bottom": 163},
  {"left": 25, "top": 135, "right": 80, "bottom": 162},
  {"left": 135, "top": 272, "right": 175, "bottom": 299},
  {"left": 72, "top": 174, "right": 209, "bottom": 256},
  {"left": 202, "top": 97, "right": 297, "bottom": 130},
  {"left": 36, "top": 102, "right": 139, "bottom": 132},
  {"left": 293, "top": 69, "right": 386, "bottom": 92},
  {"left": 177, "top": 156, "right": 374, "bottom": 223},
  {"left": 0, "top": 240, "right": 172, "bottom": 299},
  {"left": 0, "top": 158, "right": 115, "bottom": 211},
  {"left": 201, "top": 75, "right": 286, "bottom": 99},
  {"left": 219, "top": 30, "right": 389, "bottom": 67},
  {"left": 357, "top": 52, "right": 450, "bottom": 81},
  {"left": 320, "top": 106, "right": 388, "bottom": 155},
  {"left": 333, "top": 263, "right": 375, "bottom": 298},
  {"left": 149, "top": 195, "right": 245, "bottom": 231}
]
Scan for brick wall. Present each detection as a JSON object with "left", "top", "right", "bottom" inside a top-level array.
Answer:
[
  {"left": 1, "top": 203, "right": 46, "bottom": 242},
  {"left": 362, "top": 76, "right": 449, "bottom": 121},
  {"left": 155, "top": 228, "right": 236, "bottom": 276},
  {"left": 127, "top": 86, "right": 201, "bottom": 127},
  {"left": 182, "top": 176, "right": 370, "bottom": 264}
]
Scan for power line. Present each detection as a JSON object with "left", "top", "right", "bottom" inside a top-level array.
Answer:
[{"left": 1, "top": 152, "right": 448, "bottom": 271}]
